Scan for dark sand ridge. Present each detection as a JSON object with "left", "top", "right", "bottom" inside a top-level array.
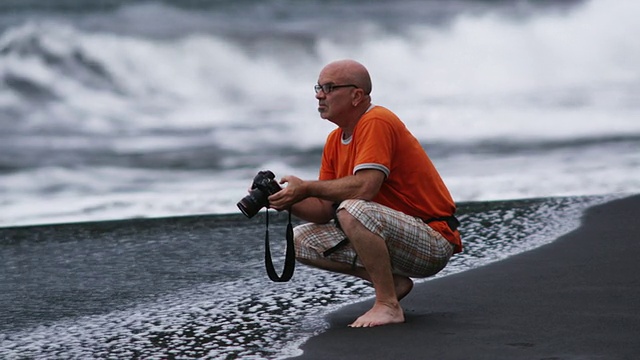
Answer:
[{"left": 290, "top": 194, "right": 640, "bottom": 360}]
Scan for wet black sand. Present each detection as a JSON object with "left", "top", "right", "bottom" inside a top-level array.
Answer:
[{"left": 290, "top": 194, "right": 640, "bottom": 360}]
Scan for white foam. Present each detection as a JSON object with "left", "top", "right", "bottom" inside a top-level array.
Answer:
[
  {"left": 2, "top": 0, "right": 639, "bottom": 144},
  {"left": 0, "top": 196, "right": 616, "bottom": 359},
  {"left": 1, "top": 0, "right": 639, "bottom": 228}
]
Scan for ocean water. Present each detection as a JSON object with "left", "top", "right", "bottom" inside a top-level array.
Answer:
[
  {"left": 1, "top": 0, "right": 638, "bottom": 227},
  {"left": 0, "top": 195, "right": 618, "bottom": 359},
  {"left": 0, "top": 0, "right": 639, "bottom": 358}
]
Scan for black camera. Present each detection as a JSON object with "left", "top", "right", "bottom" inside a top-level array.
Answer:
[{"left": 237, "top": 170, "right": 282, "bottom": 218}]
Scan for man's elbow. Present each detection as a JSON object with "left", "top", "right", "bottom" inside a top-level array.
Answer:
[
  {"left": 352, "top": 170, "right": 385, "bottom": 200},
  {"left": 352, "top": 185, "right": 380, "bottom": 201}
]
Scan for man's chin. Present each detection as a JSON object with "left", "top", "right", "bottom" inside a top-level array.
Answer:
[{"left": 318, "top": 108, "right": 329, "bottom": 118}]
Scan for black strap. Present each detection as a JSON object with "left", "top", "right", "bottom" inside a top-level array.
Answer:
[
  {"left": 423, "top": 215, "right": 460, "bottom": 232},
  {"left": 264, "top": 209, "right": 295, "bottom": 282},
  {"left": 322, "top": 237, "right": 349, "bottom": 257},
  {"left": 322, "top": 207, "right": 359, "bottom": 269}
]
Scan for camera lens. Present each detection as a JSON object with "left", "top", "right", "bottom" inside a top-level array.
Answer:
[
  {"left": 237, "top": 199, "right": 253, "bottom": 218},
  {"left": 236, "top": 188, "right": 267, "bottom": 218}
]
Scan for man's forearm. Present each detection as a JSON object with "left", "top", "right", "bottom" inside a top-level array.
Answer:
[
  {"left": 303, "top": 172, "right": 381, "bottom": 203},
  {"left": 271, "top": 170, "right": 384, "bottom": 223}
]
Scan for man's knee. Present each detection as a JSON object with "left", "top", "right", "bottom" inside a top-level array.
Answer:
[
  {"left": 335, "top": 207, "right": 354, "bottom": 230},
  {"left": 336, "top": 199, "right": 367, "bottom": 230},
  {"left": 336, "top": 199, "right": 371, "bottom": 232}
]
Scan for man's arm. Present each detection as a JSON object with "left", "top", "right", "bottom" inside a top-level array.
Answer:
[
  {"left": 268, "top": 169, "right": 385, "bottom": 223},
  {"left": 302, "top": 169, "right": 384, "bottom": 202}
]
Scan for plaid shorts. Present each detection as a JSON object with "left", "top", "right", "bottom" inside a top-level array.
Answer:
[{"left": 294, "top": 199, "right": 454, "bottom": 278}]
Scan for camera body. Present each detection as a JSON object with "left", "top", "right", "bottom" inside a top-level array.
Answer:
[{"left": 237, "top": 170, "right": 282, "bottom": 218}]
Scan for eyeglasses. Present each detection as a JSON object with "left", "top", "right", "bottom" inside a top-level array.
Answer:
[{"left": 314, "top": 83, "right": 358, "bottom": 94}]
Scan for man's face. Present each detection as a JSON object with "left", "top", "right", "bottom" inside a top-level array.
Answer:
[{"left": 315, "top": 68, "right": 355, "bottom": 124}]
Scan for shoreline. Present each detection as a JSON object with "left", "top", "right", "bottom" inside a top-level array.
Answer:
[
  {"left": 0, "top": 195, "right": 634, "bottom": 359},
  {"left": 288, "top": 194, "right": 640, "bottom": 360}
]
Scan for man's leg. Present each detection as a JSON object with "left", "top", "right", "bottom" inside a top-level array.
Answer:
[
  {"left": 293, "top": 200, "right": 452, "bottom": 326},
  {"left": 335, "top": 209, "right": 405, "bottom": 327},
  {"left": 297, "top": 257, "right": 414, "bottom": 301}
]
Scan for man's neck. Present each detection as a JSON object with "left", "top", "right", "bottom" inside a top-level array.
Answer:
[{"left": 341, "top": 103, "right": 374, "bottom": 139}]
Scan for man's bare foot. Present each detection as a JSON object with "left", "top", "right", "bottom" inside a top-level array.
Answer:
[
  {"left": 348, "top": 301, "right": 405, "bottom": 328},
  {"left": 395, "top": 276, "right": 413, "bottom": 301}
]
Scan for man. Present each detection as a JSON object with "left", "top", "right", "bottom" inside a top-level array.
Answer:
[{"left": 268, "top": 59, "right": 462, "bottom": 327}]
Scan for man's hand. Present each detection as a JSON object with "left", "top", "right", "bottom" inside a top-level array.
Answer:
[{"left": 268, "top": 175, "right": 306, "bottom": 211}]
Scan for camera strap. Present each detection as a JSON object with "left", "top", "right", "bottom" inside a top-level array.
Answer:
[{"left": 264, "top": 209, "right": 295, "bottom": 282}]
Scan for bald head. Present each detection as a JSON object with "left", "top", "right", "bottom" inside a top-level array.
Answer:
[
  {"left": 321, "top": 59, "right": 372, "bottom": 95},
  {"left": 315, "top": 59, "right": 373, "bottom": 129}
]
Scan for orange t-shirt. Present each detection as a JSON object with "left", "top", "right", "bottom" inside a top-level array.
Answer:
[{"left": 319, "top": 106, "right": 462, "bottom": 253}]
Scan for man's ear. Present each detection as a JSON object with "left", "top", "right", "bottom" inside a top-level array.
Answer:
[{"left": 351, "top": 88, "right": 365, "bottom": 106}]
